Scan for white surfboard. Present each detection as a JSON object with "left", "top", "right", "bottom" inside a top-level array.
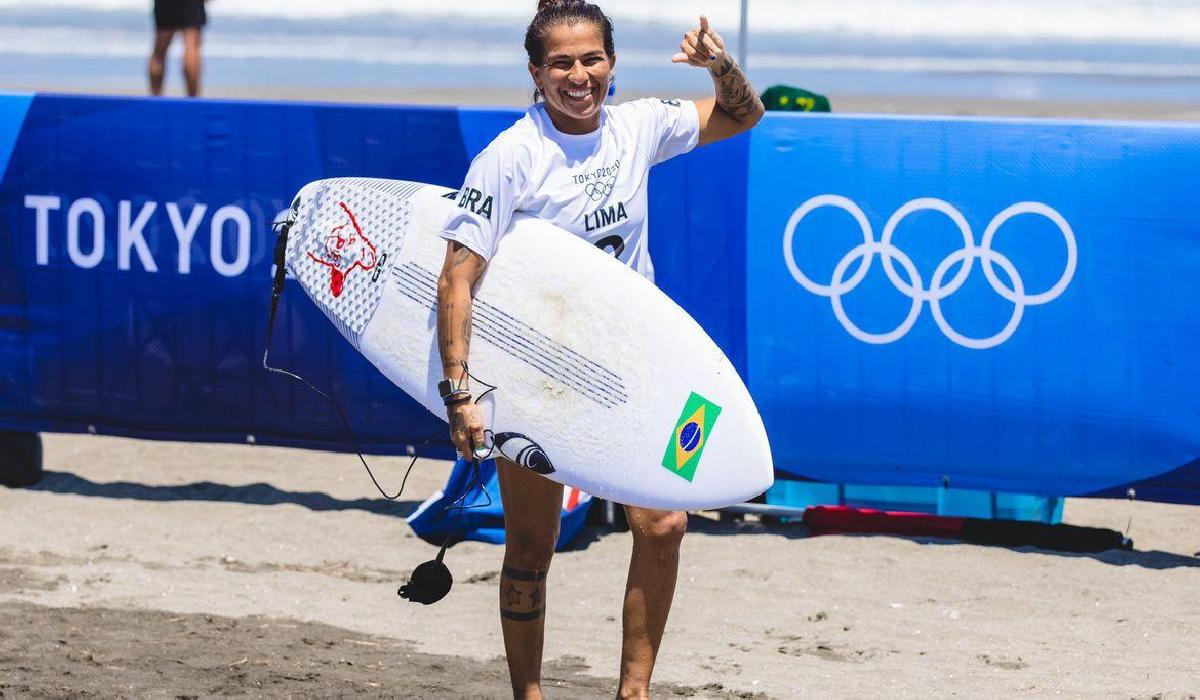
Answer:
[{"left": 283, "top": 177, "right": 773, "bottom": 510}]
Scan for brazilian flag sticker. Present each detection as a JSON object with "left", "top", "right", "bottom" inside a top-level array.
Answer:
[{"left": 661, "top": 391, "right": 723, "bottom": 482}]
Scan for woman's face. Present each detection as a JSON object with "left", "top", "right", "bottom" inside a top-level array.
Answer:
[{"left": 529, "top": 21, "right": 615, "bottom": 134}]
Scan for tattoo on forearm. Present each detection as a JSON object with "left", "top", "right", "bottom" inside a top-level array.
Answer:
[
  {"left": 709, "top": 55, "right": 762, "bottom": 123},
  {"left": 459, "top": 315, "right": 472, "bottom": 349},
  {"left": 499, "top": 566, "right": 547, "bottom": 622},
  {"left": 710, "top": 55, "right": 736, "bottom": 79},
  {"left": 437, "top": 242, "right": 480, "bottom": 374},
  {"left": 436, "top": 297, "right": 468, "bottom": 372}
]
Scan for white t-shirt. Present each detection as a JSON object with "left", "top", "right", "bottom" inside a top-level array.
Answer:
[{"left": 440, "top": 98, "right": 701, "bottom": 282}]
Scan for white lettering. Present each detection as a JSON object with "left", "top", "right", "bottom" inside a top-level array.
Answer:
[
  {"left": 166, "top": 202, "right": 206, "bottom": 274},
  {"left": 118, "top": 200, "right": 158, "bottom": 272},
  {"left": 67, "top": 197, "right": 105, "bottom": 269},
  {"left": 24, "top": 194, "right": 61, "bottom": 266},
  {"left": 210, "top": 205, "right": 250, "bottom": 277},
  {"left": 26, "top": 196, "right": 261, "bottom": 277}
]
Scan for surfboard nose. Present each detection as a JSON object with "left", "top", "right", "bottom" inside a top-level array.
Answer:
[
  {"left": 717, "top": 400, "right": 775, "bottom": 505},
  {"left": 294, "top": 180, "right": 326, "bottom": 208}
]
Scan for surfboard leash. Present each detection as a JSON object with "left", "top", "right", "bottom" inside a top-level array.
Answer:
[
  {"left": 398, "top": 362, "right": 504, "bottom": 604},
  {"left": 263, "top": 217, "right": 433, "bottom": 501},
  {"left": 264, "top": 217, "right": 499, "bottom": 605}
]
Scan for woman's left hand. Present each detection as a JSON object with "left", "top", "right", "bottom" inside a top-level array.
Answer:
[{"left": 671, "top": 15, "right": 727, "bottom": 68}]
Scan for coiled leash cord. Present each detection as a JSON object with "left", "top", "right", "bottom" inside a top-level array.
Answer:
[{"left": 264, "top": 217, "right": 495, "bottom": 604}]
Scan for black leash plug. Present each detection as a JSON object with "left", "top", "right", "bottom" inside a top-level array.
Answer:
[{"left": 398, "top": 532, "right": 454, "bottom": 604}]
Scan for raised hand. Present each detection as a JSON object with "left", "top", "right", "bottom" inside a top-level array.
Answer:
[{"left": 671, "top": 15, "right": 727, "bottom": 68}]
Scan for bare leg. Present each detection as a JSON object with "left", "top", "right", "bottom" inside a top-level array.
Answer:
[
  {"left": 148, "top": 29, "right": 174, "bottom": 96},
  {"left": 618, "top": 506, "right": 687, "bottom": 699},
  {"left": 497, "top": 457, "right": 563, "bottom": 700},
  {"left": 181, "top": 27, "right": 203, "bottom": 97}
]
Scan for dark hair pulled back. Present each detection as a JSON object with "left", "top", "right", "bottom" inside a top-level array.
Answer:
[{"left": 524, "top": 0, "right": 615, "bottom": 66}]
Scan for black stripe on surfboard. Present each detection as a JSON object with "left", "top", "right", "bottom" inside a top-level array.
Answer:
[
  {"left": 335, "top": 178, "right": 425, "bottom": 200},
  {"left": 391, "top": 271, "right": 625, "bottom": 409},
  {"left": 392, "top": 264, "right": 629, "bottom": 408},
  {"left": 400, "top": 264, "right": 629, "bottom": 401},
  {"left": 468, "top": 313, "right": 628, "bottom": 407},
  {"left": 393, "top": 266, "right": 629, "bottom": 405},
  {"left": 404, "top": 264, "right": 626, "bottom": 389}
]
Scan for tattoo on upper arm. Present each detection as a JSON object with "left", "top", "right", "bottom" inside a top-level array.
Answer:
[
  {"left": 447, "top": 242, "right": 484, "bottom": 283},
  {"left": 449, "top": 243, "right": 472, "bottom": 266}
]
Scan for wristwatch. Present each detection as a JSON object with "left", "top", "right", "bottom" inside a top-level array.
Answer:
[{"left": 438, "top": 377, "right": 471, "bottom": 406}]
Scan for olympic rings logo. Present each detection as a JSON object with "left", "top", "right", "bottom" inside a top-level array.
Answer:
[
  {"left": 782, "top": 195, "right": 1077, "bottom": 350},
  {"left": 585, "top": 180, "right": 614, "bottom": 201}
]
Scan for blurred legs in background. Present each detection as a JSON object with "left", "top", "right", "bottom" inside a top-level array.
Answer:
[
  {"left": 181, "top": 27, "right": 203, "bottom": 97},
  {"left": 147, "top": 29, "right": 173, "bottom": 96},
  {"left": 149, "top": 0, "right": 206, "bottom": 97},
  {"left": 148, "top": 28, "right": 203, "bottom": 97}
]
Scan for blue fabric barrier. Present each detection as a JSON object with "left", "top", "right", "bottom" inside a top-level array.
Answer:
[
  {"left": 747, "top": 114, "right": 1200, "bottom": 503},
  {"left": 405, "top": 458, "right": 593, "bottom": 551},
  {"left": 1, "top": 93, "right": 1197, "bottom": 505},
  {"left": 0, "top": 93, "right": 478, "bottom": 455}
]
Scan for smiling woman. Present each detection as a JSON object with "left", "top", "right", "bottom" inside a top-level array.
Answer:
[
  {"left": 432, "top": 2, "right": 763, "bottom": 697},
  {"left": 524, "top": 1, "right": 615, "bottom": 134}
]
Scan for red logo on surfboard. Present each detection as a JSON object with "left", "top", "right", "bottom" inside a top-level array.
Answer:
[{"left": 307, "top": 201, "right": 378, "bottom": 297}]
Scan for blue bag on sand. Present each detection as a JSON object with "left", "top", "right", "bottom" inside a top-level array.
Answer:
[{"left": 406, "top": 458, "right": 593, "bottom": 551}]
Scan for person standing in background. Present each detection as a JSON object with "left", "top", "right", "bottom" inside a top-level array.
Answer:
[{"left": 148, "top": 0, "right": 208, "bottom": 97}]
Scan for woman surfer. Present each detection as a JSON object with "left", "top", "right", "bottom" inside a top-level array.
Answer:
[{"left": 434, "top": 2, "right": 764, "bottom": 697}]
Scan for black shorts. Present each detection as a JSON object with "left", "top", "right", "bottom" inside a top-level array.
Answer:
[{"left": 154, "top": 0, "right": 206, "bottom": 30}]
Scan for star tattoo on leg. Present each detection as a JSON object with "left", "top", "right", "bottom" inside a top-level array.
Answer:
[{"left": 504, "top": 581, "right": 522, "bottom": 607}]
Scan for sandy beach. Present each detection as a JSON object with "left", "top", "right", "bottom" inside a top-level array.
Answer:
[{"left": 2, "top": 433, "right": 1198, "bottom": 697}]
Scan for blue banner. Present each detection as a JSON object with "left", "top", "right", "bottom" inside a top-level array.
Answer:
[
  {"left": 1, "top": 93, "right": 1197, "bottom": 504},
  {"left": 747, "top": 114, "right": 1200, "bottom": 502},
  {"left": 0, "top": 93, "right": 742, "bottom": 458},
  {"left": 0, "top": 94, "right": 471, "bottom": 454}
]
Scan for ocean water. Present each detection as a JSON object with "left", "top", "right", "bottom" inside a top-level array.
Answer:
[{"left": 1, "top": 0, "right": 1198, "bottom": 102}]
